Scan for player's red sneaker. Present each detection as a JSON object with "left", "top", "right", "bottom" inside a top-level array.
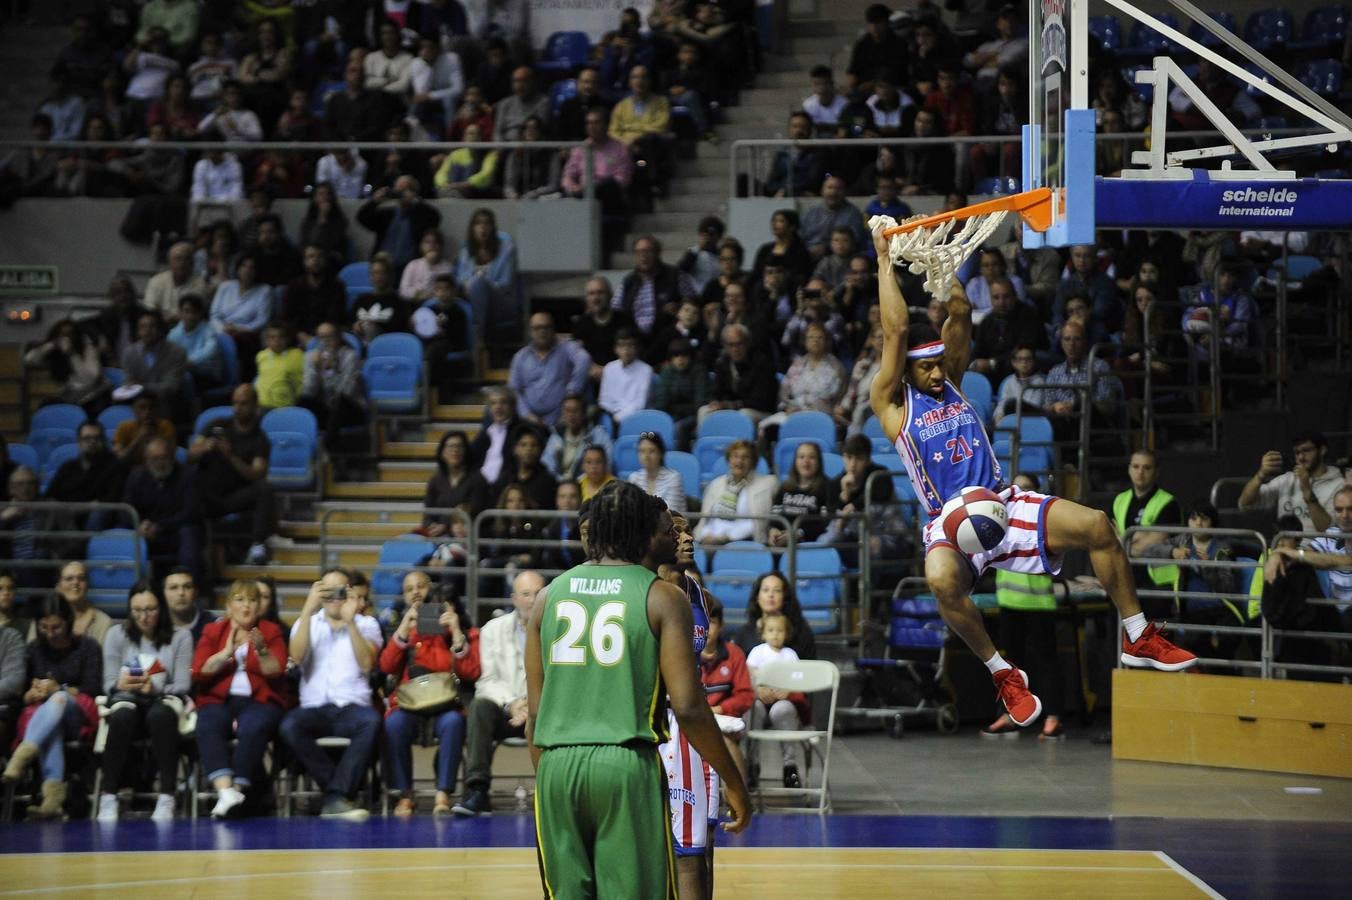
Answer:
[
  {"left": 1121, "top": 622, "right": 1198, "bottom": 671},
  {"left": 992, "top": 667, "right": 1042, "bottom": 727}
]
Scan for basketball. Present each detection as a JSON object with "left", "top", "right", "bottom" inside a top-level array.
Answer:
[
  {"left": 939, "top": 487, "right": 1010, "bottom": 555},
  {"left": 1184, "top": 306, "right": 1213, "bottom": 334}
]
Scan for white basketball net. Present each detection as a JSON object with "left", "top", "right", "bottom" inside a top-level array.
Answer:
[{"left": 869, "top": 210, "right": 1011, "bottom": 301}]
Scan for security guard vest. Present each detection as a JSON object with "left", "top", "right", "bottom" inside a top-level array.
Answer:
[
  {"left": 995, "top": 570, "right": 1057, "bottom": 611},
  {"left": 1113, "top": 487, "right": 1179, "bottom": 587}
]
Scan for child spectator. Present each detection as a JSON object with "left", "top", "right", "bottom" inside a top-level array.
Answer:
[
  {"left": 351, "top": 254, "right": 409, "bottom": 346},
  {"left": 677, "top": 216, "right": 724, "bottom": 294},
  {"left": 811, "top": 227, "right": 857, "bottom": 291},
  {"left": 399, "top": 229, "right": 453, "bottom": 301},
  {"left": 254, "top": 323, "right": 304, "bottom": 410},
  {"left": 649, "top": 339, "right": 708, "bottom": 449},
  {"left": 746, "top": 612, "right": 808, "bottom": 788},
  {"left": 598, "top": 329, "right": 653, "bottom": 425},
  {"left": 168, "top": 294, "right": 223, "bottom": 391}
]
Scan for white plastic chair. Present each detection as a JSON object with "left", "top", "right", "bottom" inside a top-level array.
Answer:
[{"left": 746, "top": 659, "right": 839, "bottom": 814}]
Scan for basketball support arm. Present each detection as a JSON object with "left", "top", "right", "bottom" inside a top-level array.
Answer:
[{"left": 1099, "top": 0, "right": 1352, "bottom": 177}]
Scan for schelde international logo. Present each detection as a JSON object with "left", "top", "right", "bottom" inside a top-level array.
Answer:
[{"left": 1217, "top": 185, "right": 1299, "bottom": 218}]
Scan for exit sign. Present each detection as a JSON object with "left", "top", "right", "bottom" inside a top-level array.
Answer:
[{"left": 0, "top": 265, "right": 57, "bottom": 295}]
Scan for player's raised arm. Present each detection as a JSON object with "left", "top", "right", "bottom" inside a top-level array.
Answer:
[
  {"left": 941, "top": 279, "right": 973, "bottom": 384},
  {"left": 649, "top": 578, "right": 752, "bottom": 834},
  {"left": 870, "top": 225, "right": 908, "bottom": 440},
  {"left": 524, "top": 583, "right": 549, "bottom": 771}
]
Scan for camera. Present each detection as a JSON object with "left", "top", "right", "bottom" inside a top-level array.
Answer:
[
  {"left": 802, "top": 288, "right": 822, "bottom": 300},
  {"left": 331, "top": 585, "right": 347, "bottom": 600},
  {"left": 209, "top": 425, "right": 226, "bottom": 440}
]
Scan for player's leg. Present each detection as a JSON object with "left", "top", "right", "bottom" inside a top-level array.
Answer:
[
  {"left": 676, "top": 854, "right": 708, "bottom": 900},
  {"left": 534, "top": 747, "right": 597, "bottom": 899},
  {"left": 593, "top": 744, "right": 678, "bottom": 900},
  {"left": 928, "top": 546, "right": 1042, "bottom": 725},
  {"left": 662, "top": 716, "right": 710, "bottom": 900},
  {"left": 1043, "top": 498, "right": 1196, "bottom": 671}
]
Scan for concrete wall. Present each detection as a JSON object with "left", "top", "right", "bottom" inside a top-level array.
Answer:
[{"left": 0, "top": 197, "right": 600, "bottom": 296}]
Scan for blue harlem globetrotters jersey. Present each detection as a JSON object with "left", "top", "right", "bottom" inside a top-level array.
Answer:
[
  {"left": 894, "top": 379, "right": 1002, "bottom": 519},
  {"left": 685, "top": 571, "right": 710, "bottom": 655}
]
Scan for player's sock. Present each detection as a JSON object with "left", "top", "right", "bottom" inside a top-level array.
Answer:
[
  {"left": 984, "top": 652, "right": 1012, "bottom": 674},
  {"left": 1123, "top": 613, "right": 1147, "bottom": 644}
]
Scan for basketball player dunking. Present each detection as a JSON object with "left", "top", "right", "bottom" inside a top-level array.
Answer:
[{"left": 868, "top": 224, "right": 1196, "bottom": 729}]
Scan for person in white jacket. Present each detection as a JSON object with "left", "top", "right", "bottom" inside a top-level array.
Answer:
[{"left": 452, "top": 569, "right": 541, "bottom": 817}]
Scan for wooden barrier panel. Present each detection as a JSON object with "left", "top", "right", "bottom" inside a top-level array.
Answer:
[{"left": 1112, "top": 670, "right": 1352, "bottom": 777}]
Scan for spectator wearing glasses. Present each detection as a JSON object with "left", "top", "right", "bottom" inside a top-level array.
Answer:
[
  {"left": 45, "top": 422, "right": 127, "bottom": 531},
  {"left": 96, "top": 581, "right": 193, "bottom": 821}
]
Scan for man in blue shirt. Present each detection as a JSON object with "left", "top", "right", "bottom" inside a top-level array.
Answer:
[{"left": 508, "top": 312, "right": 592, "bottom": 427}]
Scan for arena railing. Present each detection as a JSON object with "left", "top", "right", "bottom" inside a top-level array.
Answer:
[
  {"left": 860, "top": 466, "right": 924, "bottom": 626},
  {"left": 0, "top": 501, "right": 145, "bottom": 604},
  {"left": 1270, "top": 528, "right": 1352, "bottom": 682},
  {"left": 1121, "top": 524, "right": 1352, "bottom": 680}
]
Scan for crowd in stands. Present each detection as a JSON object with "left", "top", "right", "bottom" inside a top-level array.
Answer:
[{"left": 1, "top": 0, "right": 1351, "bottom": 818}]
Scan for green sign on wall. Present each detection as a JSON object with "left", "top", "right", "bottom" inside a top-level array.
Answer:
[{"left": 0, "top": 266, "right": 57, "bottom": 295}]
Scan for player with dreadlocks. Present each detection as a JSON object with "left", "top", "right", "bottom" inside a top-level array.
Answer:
[{"left": 526, "top": 482, "right": 751, "bottom": 899}]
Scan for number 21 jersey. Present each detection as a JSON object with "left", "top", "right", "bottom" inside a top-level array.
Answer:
[{"left": 893, "top": 380, "right": 1002, "bottom": 519}]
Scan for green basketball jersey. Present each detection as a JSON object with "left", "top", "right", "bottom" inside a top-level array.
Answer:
[{"left": 533, "top": 563, "right": 665, "bottom": 748}]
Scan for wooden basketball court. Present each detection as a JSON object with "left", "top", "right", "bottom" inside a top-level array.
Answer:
[{"left": 0, "top": 846, "right": 1220, "bottom": 898}]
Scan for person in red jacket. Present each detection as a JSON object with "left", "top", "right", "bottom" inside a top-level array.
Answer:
[
  {"left": 379, "top": 571, "right": 481, "bottom": 817},
  {"left": 192, "top": 580, "right": 294, "bottom": 818},
  {"left": 698, "top": 593, "right": 754, "bottom": 787}
]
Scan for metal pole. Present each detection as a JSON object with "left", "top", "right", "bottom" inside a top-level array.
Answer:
[{"left": 1276, "top": 239, "right": 1288, "bottom": 408}]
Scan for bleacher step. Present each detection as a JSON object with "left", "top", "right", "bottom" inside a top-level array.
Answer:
[
  {"left": 273, "top": 546, "right": 379, "bottom": 568},
  {"left": 280, "top": 521, "right": 417, "bottom": 541},
  {"left": 381, "top": 441, "right": 442, "bottom": 459},
  {"left": 221, "top": 564, "right": 323, "bottom": 582},
  {"left": 326, "top": 481, "right": 425, "bottom": 500},
  {"left": 430, "top": 404, "right": 484, "bottom": 421}
]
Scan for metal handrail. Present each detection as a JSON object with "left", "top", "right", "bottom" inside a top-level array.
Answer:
[{"left": 0, "top": 501, "right": 145, "bottom": 585}]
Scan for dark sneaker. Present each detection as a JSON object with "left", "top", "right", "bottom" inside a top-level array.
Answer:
[
  {"left": 1121, "top": 622, "right": 1198, "bottom": 671},
  {"left": 782, "top": 764, "right": 801, "bottom": 788},
  {"left": 992, "top": 666, "right": 1042, "bottom": 727},
  {"left": 452, "top": 788, "right": 491, "bottom": 818}
]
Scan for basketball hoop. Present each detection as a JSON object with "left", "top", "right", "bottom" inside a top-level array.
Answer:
[{"left": 870, "top": 188, "right": 1054, "bottom": 300}]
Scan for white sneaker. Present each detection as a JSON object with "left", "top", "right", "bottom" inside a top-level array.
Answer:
[
  {"left": 211, "top": 786, "right": 246, "bottom": 819},
  {"left": 96, "top": 793, "right": 119, "bottom": 822},
  {"left": 246, "top": 543, "right": 269, "bottom": 565},
  {"left": 151, "top": 794, "right": 175, "bottom": 821}
]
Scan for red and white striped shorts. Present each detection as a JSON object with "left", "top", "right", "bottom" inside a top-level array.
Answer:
[
  {"left": 660, "top": 709, "right": 720, "bottom": 857},
  {"left": 922, "top": 487, "right": 1064, "bottom": 578}
]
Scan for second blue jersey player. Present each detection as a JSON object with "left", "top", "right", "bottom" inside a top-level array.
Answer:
[{"left": 867, "top": 221, "right": 1196, "bottom": 731}]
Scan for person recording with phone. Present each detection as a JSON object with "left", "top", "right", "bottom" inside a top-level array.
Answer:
[
  {"left": 379, "top": 571, "right": 481, "bottom": 817},
  {"left": 279, "top": 569, "right": 384, "bottom": 821},
  {"left": 1238, "top": 432, "right": 1344, "bottom": 533},
  {"left": 192, "top": 580, "right": 293, "bottom": 819},
  {"left": 780, "top": 278, "right": 847, "bottom": 358}
]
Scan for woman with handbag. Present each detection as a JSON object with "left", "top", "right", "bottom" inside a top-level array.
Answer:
[
  {"left": 96, "top": 581, "right": 193, "bottom": 821},
  {"left": 379, "top": 572, "right": 481, "bottom": 817},
  {"left": 192, "top": 580, "right": 293, "bottom": 819},
  {"left": 2, "top": 594, "right": 102, "bottom": 820}
]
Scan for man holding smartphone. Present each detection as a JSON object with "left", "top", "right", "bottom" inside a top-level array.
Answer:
[
  {"left": 1238, "top": 432, "right": 1344, "bottom": 533},
  {"left": 280, "top": 568, "right": 384, "bottom": 820}
]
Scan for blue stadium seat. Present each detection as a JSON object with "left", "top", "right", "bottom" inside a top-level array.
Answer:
[
  {"left": 960, "top": 371, "right": 994, "bottom": 425},
  {"left": 364, "top": 357, "right": 423, "bottom": 413},
  {"left": 97, "top": 404, "right": 134, "bottom": 437},
  {"left": 261, "top": 407, "right": 319, "bottom": 490},
  {"left": 367, "top": 332, "right": 424, "bottom": 363},
  {"left": 194, "top": 405, "right": 234, "bottom": 438},
  {"left": 1293, "top": 4, "right": 1348, "bottom": 51},
  {"left": 31, "top": 404, "right": 86, "bottom": 434},
  {"left": 821, "top": 452, "right": 844, "bottom": 479},
  {"left": 1126, "top": 15, "right": 1179, "bottom": 54},
  {"left": 704, "top": 568, "right": 760, "bottom": 616},
  {"left": 535, "top": 31, "right": 590, "bottom": 77},
  {"left": 338, "top": 262, "right": 372, "bottom": 306},
  {"left": 871, "top": 452, "right": 920, "bottom": 525},
  {"left": 6, "top": 443, "right": 39, "bottom": 473},
  {"left": 86, "top": 529, "right": 148, "bottom": 592},
  {"left": 40, "top": 443, "right": 80, "bottom": 493},
  {"left": 802, "top": 607, "right": 838, "bottom": 634},
  {"left": 995, "top": 414, "right": 1055, "bottom": 476},
  {"left": 862, "top": 416, "right": 892, "bottom": 455},
  {"left": 613, "top": 435, "right": 641, "bottom": 480},
  {"left": 890, "top": 596, "right": 946, "bottom": 649},
  {"left": 1087, "top": 15, "right": 1121, "bottom": 51},
  {"left": 548, "top": 78, "right": 578, "bottom": 117},
  {"left": 1187, "top": 10, "right": 1235, "bottom": 46},
  {"left": 1243, "top": 7, "right": 1293, "bottom": 51},
  {"left": 102, "top": 367, "right": 125, "bottom": 388},
  {"left": 665, "top": 450, "right": 700, "bottom": 504},
  {"left": 618, "top": 410, "right": 676, "bottom": 447},
  {"left": 1294, "top": 59, "right": 1343, "bottom": 96},
  {"left": 780, "top": 410, "right": 835, "bottom": 449},
  {"left": 372, "top": 536, "right": 438, "bottom": 610},
  {"left": 711, "top": 540, "right": 774, "bottom": 576},
  {"left": 795, "top": 544, "right": 843, "bottom": 609},
  {"left": 27, "top": 428, "right": 76, "bottom": 466},
  {"left": 1120, "top": 65, "right": 1154, "bottom": 103}
]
